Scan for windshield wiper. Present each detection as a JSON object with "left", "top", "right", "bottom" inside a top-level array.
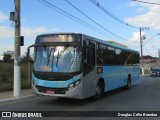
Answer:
[
  {"left": 47, "top": 48, "right": 54, "bottom": 66},
  {"left": 56, "top": 49, "right": 60, "bottom": 67}
]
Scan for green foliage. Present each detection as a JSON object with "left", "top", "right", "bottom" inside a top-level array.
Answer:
[
  {"left": 3, "top": 51, "right": 13, "bottom": 62},
  {"left": 0, "top": 62, "right": 31, "bottom": 92},
  {"left": 21, "top": 53, "right": 28, "bottom": 63},
  {"left": 3, "top": 53, "right": 12, "bottom": 62}
]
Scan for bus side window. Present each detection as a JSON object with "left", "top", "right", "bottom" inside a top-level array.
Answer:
[
  {"left": 107, "top": 46, "right": 115, "bottom": 65},
  {"left": 115, "top": 49, "right": 122, "bottom": 65},
  {"left": 83, "top": 40, "right": 95, "bottom": 75},
  {"left": 97, "top": 43, "right": 107, "bottom": 65}
]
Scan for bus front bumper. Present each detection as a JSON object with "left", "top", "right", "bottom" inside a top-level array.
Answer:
[{"left": 32, "top": 83, "right": 84, "bottom": 99}]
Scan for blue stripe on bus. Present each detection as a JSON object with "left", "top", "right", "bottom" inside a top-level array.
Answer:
[{"left": 32, "top": 73, "right": 81, "bottom": 88}]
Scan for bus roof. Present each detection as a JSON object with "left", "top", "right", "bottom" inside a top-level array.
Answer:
[{"left": 36, "top": 33, "right": 139, "bottom": 54}]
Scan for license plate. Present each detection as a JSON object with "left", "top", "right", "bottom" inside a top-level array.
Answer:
[{"left": 46, "top": 89, "right": 55, "bottom": 94}]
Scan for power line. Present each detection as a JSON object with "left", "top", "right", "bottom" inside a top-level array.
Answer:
[
  {"left": 37, "top": 0, "right": 141, "bottom": 49},
  {"left": 89, "top": 0, "right": 153, "bottom": 56},
  {"left": 65, "top": 0, "right": 128, "bottom": 41},
  {"left": 37, "top": 0, "right": 112, "bottom": 39},
  {"left": 89, "top": 0, "right": 138, "bottom": 28},
  {"left": 132, "top": 0, "right": 160, "bottom": 5},
  {"left": 65, "top": 0, "right": 158, "bottom": 56}
]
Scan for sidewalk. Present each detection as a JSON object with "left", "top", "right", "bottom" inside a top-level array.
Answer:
[{"left": 0, "top": 89, "right": 35, "bottom": 102}]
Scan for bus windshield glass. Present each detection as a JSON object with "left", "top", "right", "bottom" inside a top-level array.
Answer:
[{"left": 34, "top": 46, "right": 82, "bottom": 73}]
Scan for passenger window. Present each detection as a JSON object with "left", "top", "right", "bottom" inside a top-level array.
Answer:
[
  {"left": 107, "top": 46, "right": 115, "bottom": 65},
  {"left": 97, "top": 44, "right": 107, "bottom": 65},
  {"left": 115, "top": 49, "right": 122, "bottom": 65}
]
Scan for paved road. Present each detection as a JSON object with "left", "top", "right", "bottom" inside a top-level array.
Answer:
[{"left": 0, "top": 76, "right": 160, "bottom": 120}]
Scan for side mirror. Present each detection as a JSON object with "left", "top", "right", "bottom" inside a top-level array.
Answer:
[{"left": 27, "top": 45, "right": 36, "bottom": 63}]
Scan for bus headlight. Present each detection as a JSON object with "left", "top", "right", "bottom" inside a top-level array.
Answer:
[
  {"left": 75, "top": 80, "right": 81, "bottom": 86},
  {"left": 68, "top": 79, "right": 81, "bottom": 90},
  {"left": 69, "top": 83, "right": 74, "bottom": 89}
]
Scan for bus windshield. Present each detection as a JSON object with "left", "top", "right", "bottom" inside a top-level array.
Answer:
[{"left": 34, "top": 46, "right": 82, "bottom": 73}]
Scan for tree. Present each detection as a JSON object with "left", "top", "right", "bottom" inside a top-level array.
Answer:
[
  {"left": 21, "top": 53, "right": 28, "bottom": 63},
  {"left": 3, "top": 51, "right": 14, "bottom": 62}
]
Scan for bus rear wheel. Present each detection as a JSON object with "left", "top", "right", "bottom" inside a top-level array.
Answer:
[{"left": 125, "top": 75, "right": 131, "bottom": 89}]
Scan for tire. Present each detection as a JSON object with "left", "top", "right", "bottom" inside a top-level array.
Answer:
[
  {"left": 94, "top": 81, "right": 104, "bottom": 99},
  {"left": 125, "top": 75, "right": 131, "bottom": 90}
]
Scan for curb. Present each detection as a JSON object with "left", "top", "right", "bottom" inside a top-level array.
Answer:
[
  {"left": 140, "top": 74, "right": 150, "bottom": 77},
  {"left": 0, "top": 94, "right": 35, "bottom": 103}
]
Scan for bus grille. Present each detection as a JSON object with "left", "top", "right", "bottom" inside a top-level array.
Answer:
[{"left": 36, "top": 86, "right": 67, "bottom": 94}]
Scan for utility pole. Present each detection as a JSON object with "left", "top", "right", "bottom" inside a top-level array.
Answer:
[
  {"left": 14, "top": 0, "right": 21, "bottom": 97},
  {"left": 140, "top": 28, "right": 144, "bottom": 75},
  {"left": 158, "top": 49, "right": 160, "bottom": 66}
]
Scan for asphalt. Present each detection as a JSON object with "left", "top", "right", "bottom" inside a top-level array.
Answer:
[{"left": 0, "top": 89, "right": 35, "bottom": 103}]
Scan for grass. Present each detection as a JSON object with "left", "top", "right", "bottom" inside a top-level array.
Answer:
[{"left": 0, "top": 62, "right": 31, "bottom": 92}]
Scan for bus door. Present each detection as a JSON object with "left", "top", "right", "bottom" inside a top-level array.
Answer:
[
  {"left": 83, "top": 40, "right": 96, "bottom": 97},
  {"left": 83, "top": 40, "right": 96, "bottom": 75}
]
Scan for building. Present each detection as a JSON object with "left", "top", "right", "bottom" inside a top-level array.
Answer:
[{"left": 141, "top": 58, "right": 160, "bottom": 74}]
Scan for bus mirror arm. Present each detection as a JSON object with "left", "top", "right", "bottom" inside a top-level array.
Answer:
[{"left": 27, "top": 45, "right": 36, "bottom": 63}]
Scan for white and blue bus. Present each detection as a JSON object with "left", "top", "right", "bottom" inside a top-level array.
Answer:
[{"left": 27, "top": 33, "right": 140, "bottom": 99}]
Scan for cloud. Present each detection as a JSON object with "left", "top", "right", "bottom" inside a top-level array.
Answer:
[
  {"left": 0, "top": 11, "right": 7, "bottom": 23},
  {"left": 125, "top": 2, "right": 160, "bottom": 31},
  {"left": 21, "top": 27, "right": 50, "bottom": 37},
  {"left": 125, "top": 31, "right": 160, "bottom": 57},
  {"left": 129, "top": 31, "right": 146, "bottom": 43},
  {"left": 0, "top": 26, "right": 57, "bottom": 40},
  {"left": 122, "top": 32, "right": 141, "bottom": 53},
  {"left": 129, "top": 1, "right": 138, "bottom": 7},
  {"left": 124, "top": 32, "right": 144, "bottom": 53},
  {"left": 0, "top": 26, "right": 13, "bottom": 39},
  {"left": 0, "top": 26, "right": 58, "bottom": 56},
  {"left": 123, "top": 0, "right": 160, "bottom": 57}
]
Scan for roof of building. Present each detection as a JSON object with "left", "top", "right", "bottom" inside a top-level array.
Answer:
[{"left": 141, "top": 59, "right": 156, "bottom": 63}]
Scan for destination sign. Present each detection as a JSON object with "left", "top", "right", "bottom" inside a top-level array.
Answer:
[{"left": 38, "top": 35, "right": 79, "bottom": 43}]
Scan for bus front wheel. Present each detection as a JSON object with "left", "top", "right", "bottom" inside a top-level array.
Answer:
[{"left": 94, "top": 81, "right": 104, "bottom": 99}]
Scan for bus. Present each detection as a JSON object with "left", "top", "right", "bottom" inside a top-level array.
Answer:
[{"left": 27, "top": 33, "right": 140, "bottom": 99}]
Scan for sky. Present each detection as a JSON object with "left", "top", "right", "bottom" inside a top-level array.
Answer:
[{"left": 0, "top": 0, "right": 160, "bottom": 60}]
